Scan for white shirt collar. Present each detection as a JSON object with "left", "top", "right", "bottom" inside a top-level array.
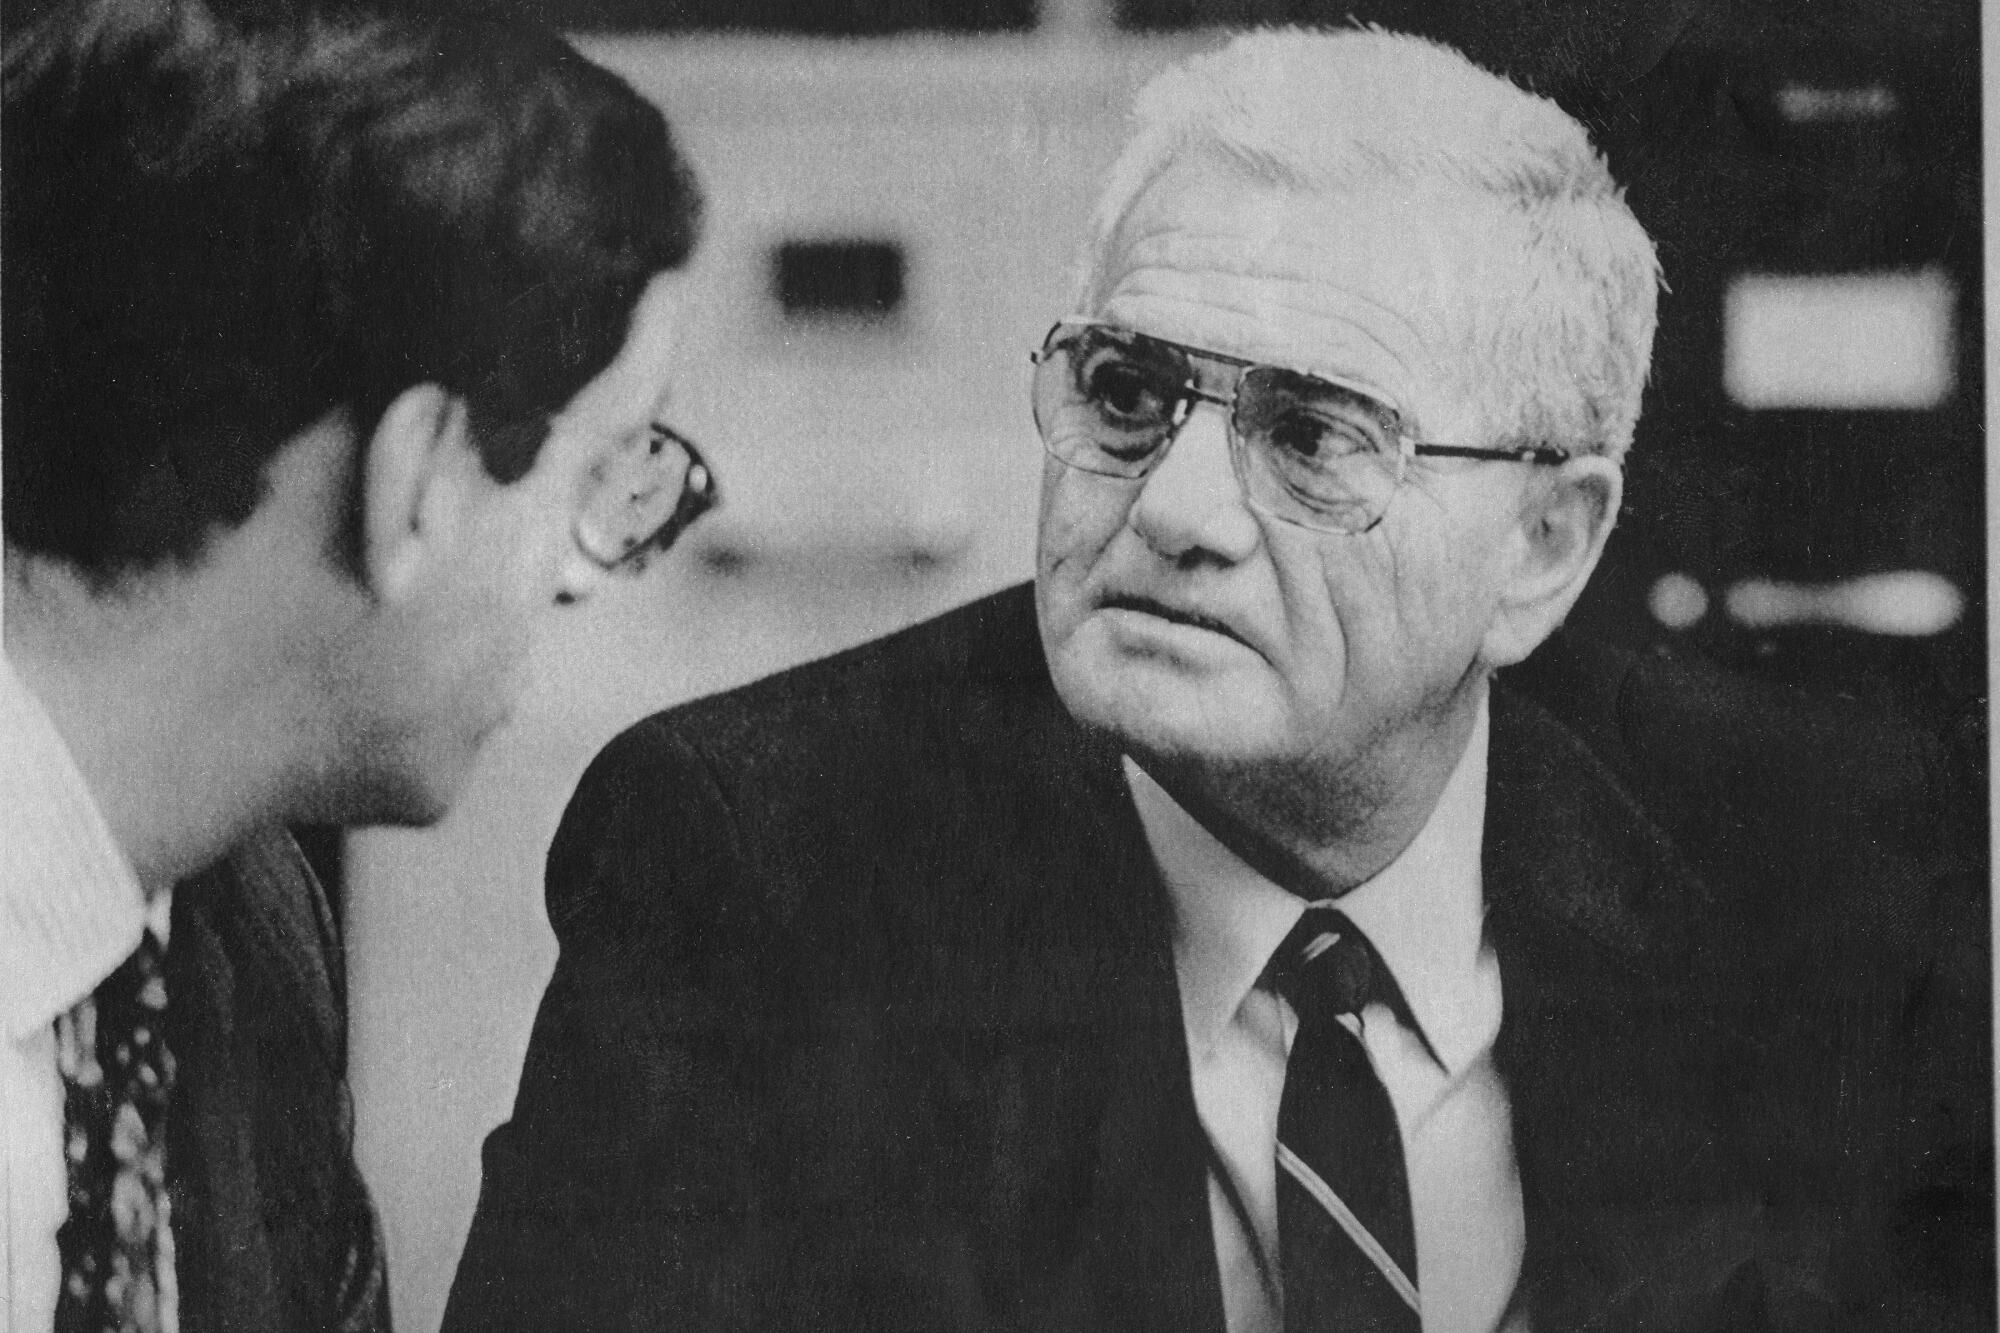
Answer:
[
  {"left": 0, "top": 653, "right": 147, "bottom": 1041},
  {"left": 1127, "top": 697, "right": 1492, "bottom": 1076}
]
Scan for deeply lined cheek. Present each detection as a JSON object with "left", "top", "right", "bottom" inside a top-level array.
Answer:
[
  {"left": 1242, "top": 522, "right": 1346, "bottom": 691},
  {"left": 1297, "top": 521, "right": 1413, "bottom": 691},
  {"left": 1372, "top": 516, "right": 1504, "bottom": 674},
  {"left": 1036, "top": 472, "right": 1138, "bottom": 601}
]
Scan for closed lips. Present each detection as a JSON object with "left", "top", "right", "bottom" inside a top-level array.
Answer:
[{"left": 1099, "top": 593, "right": 1249, "bottom": 645}]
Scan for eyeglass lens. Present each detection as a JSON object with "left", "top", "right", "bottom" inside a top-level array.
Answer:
[
  {"left": 574, "top": 424, "right": 717, "bottom": 570},
  {"left": 1032, "top": 324, "right": 1406, "bottom": 533}
]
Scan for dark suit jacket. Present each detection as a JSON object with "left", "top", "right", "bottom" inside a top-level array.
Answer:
[
  {"left": 166, "top": 828, "right": 391, "bottom": 1333},
  {"left": 445, "top": 584, "right": 1984, "bottom": 1333}
]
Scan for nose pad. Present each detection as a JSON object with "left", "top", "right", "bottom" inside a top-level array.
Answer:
[{"left": 1128, "top": 401, "right": 1260, "bottom": 562}]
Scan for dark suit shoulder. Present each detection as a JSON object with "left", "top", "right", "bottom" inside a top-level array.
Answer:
[
  {"left": 563, "top": 583, "right": 1049, "bottom": 906},
  {"left": 449, "top": 584, "right": 1145, "bottom": 1332},
  {"left": 1497, "top": 633, "right": 1988, "bottom": 1331},
  {"left": 548, "top": 583, "right": 1070, "bottom": 942},
  {"left": 1501, "top": 629, "right": 1952, "bottom": 907},
  {"left": 1510, "top": 629, "right": 1942, "bottom": 801},
  {"left": 634, "top": 582, "right": 1044, "bottom": 770}
]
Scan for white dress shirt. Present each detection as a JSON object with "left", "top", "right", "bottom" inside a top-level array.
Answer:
[
  {"left": 1, "top": 655, "right": 150, "bottom": 1333},
  {"left": 1125, "top": 699, "right": 1525, "bottom": 1333}
]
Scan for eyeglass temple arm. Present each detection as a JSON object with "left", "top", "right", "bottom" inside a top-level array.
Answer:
[
  {"left": 1413, "top": 443, "right": 1572, "bottom": 466},
  {"left": 1030, "top": 335, "right": 1577, "bottom": 469}
]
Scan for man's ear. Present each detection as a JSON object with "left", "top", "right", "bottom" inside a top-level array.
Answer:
[
  {"left": 1478, "top": 454, "right": 1623, "bottom": 669},
  {"left": 361, "top": 383, "right": 476, "bottom": 601}
]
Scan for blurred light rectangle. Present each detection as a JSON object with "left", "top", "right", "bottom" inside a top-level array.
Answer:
[
  {"left": 1774, "top": 83, "right": 1896, "bottom": 123},
  {"left": 1723, "top": 268, "right": 1954, "bottom": 410}
]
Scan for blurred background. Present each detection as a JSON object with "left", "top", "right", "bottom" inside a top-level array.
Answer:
[{"left": 331, "top": 1, "right": 1986, "bottom": 1328}]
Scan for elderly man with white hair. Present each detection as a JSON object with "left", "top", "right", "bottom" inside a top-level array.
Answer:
[{"left": 445, "top": 28, "right": 1965, "bottom": 1333}]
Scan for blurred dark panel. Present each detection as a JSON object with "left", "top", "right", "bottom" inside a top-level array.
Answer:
[
  {"left": 775, "top": 239, "right": 907, "bottom": 321},
  {"left": 470, "top": 0, "right": 1032, "bottom": 33}
]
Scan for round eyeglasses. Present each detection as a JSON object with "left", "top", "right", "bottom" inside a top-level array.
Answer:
[
  {"left": 1030, "top": 319, "right": 1569, "bottom": 535},
  {"left": 573, "top": 421, "right": 719, "bottom": 572}
]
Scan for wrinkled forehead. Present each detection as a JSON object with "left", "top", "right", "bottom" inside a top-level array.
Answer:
[{"left": 1089, "top": 159, "right": 1522, "bottom": 431}]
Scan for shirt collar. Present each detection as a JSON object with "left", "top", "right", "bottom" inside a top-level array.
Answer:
[
  {"left": 1128, "top": 697, "right": 1492, "bottom": 1076},
  {"left": 0, "top": 653, "right": 147, "bottom": 1040}
]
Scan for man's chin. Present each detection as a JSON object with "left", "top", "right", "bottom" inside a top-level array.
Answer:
[
  {"left": 300, "top": 743, "right": 477, "bottom": 831},
  {"left": 311, "top": 779, "right": 452, "bottom": 832},
  {"left": 371, "top": 715, "right": 516, "bottom": 828},
  {"left": 376, "top": 781, "right": 458, "bottom": 830},
  {"left": 1049, "top": 644, "right": 1286, "bottom": 766},
  {"left": 383, "top": 750, "right": 484, "bottom": 829}
]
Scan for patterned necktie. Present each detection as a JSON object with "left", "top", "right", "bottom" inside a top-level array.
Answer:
[
  {"left": 1267, "top": 908, "right": 1420, "bottom": 1332},
  {"left": 54, "top": 927, "right": 178, "bottom": 1333}
]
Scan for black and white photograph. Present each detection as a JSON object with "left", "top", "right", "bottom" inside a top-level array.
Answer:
[{"left": 0, "top": 0, "right": 1988, "bottom": 1330}]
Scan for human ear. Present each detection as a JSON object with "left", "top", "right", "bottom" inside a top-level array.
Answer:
[
  {"left": 360, "top": 383, "right": 477, "bottom": 601},
  {"left": 1477, "top": 454, "right": 1623, "bottom": 669}
]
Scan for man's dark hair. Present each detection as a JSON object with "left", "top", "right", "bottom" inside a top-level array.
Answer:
[{"left": 3, "top": 0, "right": 702, "bottom": 576}]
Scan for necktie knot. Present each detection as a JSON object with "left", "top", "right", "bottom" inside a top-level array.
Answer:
[
  {"left": 1268, "top": 906, "right": 1421, "bottom": 1329},
  {"left": 1268, "top": 908, "right": 1375, "bottom": 1020}
]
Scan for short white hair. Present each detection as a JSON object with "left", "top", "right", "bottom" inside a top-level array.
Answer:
[{"left": 1080, "top": 27, "right": 1663, "bottom": 460}]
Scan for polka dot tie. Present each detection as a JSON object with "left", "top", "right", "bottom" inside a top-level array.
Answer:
[{"left": 54, "top": 928, "right": 178, "bottom": 1333}]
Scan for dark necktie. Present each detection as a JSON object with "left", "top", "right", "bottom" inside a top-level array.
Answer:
[
  {"left": 1268, "top": 908, "right": 1420, "bottom": 1332},
  {"left": 54, "top": 927, "right": 178, "bottom": 1333}
]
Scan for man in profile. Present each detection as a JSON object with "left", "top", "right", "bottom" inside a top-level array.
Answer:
[
  {"left": 448, "top": 27, "right": 1977, "bottom": 1333},
  {"left": 1, "top": 0, "right": 715, "bottom": 1327}
]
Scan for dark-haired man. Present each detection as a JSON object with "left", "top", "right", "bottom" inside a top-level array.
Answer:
[{"left": 0, "top": 0, "right": 714, "bottom": 1328}]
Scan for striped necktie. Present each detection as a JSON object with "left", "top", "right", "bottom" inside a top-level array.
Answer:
[
  {"left": 54, "top": 927, "right": 178, "bottom": 1333},
  {"left": 1267, "top": 908, "right": 1419, "bottom": 1332}
]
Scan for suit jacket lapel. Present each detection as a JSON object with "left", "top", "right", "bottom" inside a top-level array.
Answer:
[
  {"left": 994, "top": 711, "right": 1226, "bottom": 1333},
  {"left": 167, "top": 828, "right": 389, "bottom": 1333},
  {"left": 1077, "top": 760, "right": 1225, "bottom": 1333},
  {"left": 1484, "top": 685, "right": 1771, "bottom": 1332}
]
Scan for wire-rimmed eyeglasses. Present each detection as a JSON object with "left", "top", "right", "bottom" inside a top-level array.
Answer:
[
  {"left": 574, "top": 422, "right": 719, "bottom": 572},
  {"left": 1030, "top": 319, "right": 1569, "bottom": 535}
]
